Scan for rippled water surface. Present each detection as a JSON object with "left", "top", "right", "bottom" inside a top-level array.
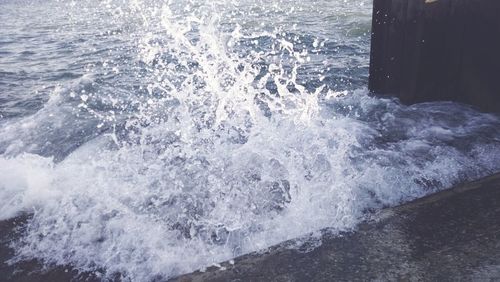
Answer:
[{"left": 1, "top": 0, "right": 500, "bottom": 280}]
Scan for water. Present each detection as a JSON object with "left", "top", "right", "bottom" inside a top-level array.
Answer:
[{"left": 1, "top": 0, "right": 499, "bottom": 280}]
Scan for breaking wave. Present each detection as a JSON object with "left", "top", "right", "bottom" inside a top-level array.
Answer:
[{"left": 0, "top": 0, "right": 499, "bottom": 280}]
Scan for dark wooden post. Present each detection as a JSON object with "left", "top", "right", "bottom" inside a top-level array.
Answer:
[{"left": 369, "top": 0, "right": 500, "bottom": 112}]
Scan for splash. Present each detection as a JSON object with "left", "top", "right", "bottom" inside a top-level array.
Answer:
[{"left": 0, "top": 0, "right": 499, "bottom": 280}]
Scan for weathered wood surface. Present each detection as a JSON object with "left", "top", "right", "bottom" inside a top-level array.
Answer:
[{"left": 369, "top": 0, "right": 500, "bottom": 112}]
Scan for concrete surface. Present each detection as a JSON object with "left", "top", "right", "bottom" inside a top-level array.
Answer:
[
  {"left": 174, "top": 173, "right": 500, "bottom": 282},
  {"left": 1, "top": 173, "right": 500, "bottom": 281}
]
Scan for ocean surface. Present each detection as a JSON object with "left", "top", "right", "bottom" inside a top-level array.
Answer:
[{"left": 1, "top": 0, "right": 500, "bottom": 280}]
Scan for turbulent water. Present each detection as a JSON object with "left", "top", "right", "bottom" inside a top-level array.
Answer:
[{"left": 1, "top": 0, "right": 500, "bottom": 280}]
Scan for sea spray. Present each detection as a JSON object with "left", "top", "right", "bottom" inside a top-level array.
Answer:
[{"left": 0, "top": 0, "right": 499, "bottom": 280}]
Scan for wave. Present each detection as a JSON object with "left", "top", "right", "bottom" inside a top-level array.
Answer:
[{"left": 1, "top": 0, "right": 499, "bottom": 280}]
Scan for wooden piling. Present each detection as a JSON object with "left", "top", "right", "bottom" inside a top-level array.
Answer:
[{"left": 369, "top": 0, "right": 500, "bottom": 112}]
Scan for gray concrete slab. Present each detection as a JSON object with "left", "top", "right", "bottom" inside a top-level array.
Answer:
[
  {"left": 173, "top": 173, "right": 500, "bottom": 282},
  {"left": 1, "top": 173, "right": 500, "bottom": 281}
]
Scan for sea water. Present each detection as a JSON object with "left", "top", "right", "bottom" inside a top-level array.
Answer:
[{"left": 1, "top": 0, "right": 500, "bottom": 280}]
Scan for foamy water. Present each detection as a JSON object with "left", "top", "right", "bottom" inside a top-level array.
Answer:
[{"left": 1, "top": 0, "right": 500, "bottom": 280}]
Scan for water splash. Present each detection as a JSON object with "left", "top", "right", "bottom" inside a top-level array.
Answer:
[{"left": 0, "top": 0, "right": 499, "bottom": 280}]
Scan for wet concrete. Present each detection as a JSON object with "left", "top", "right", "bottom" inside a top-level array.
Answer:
[
  {"left": 1, "top": 173, "right": 500, "bottom": 281},
  {"left": 174, "top": 173, "right": 500, "bottom": 282},
  {"left": 0, "top": 216, "right": 101, "bottom": 282}
]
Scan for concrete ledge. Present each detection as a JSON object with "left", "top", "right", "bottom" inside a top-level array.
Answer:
[
  {"left": 174, "top": 173, "right": 500, "bottom": 281},
  {"left": 0, "top": 217, "right": 101, "bottom": 281},
  {"left": 1, "top": 173, "right": 500, "bottom": 281}
]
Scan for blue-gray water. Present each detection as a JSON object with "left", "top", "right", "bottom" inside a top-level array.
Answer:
[{"left": 1, "top": 0, "right": 500, "bottom": 280}]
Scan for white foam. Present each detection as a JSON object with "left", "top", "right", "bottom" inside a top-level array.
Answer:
[{"left": 1, "top": 0, "right": 499, "bottom": 280}]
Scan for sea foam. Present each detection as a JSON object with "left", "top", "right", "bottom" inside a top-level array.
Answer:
[{"left": 0, "top": 0, "right": 499, "bottom": 280}]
